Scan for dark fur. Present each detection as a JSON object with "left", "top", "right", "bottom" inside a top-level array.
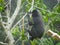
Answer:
[{"left": 27, "top": 10, "right": 44, "bottom": 40}]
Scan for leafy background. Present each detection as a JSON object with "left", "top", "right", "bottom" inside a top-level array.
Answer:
[{"left": 0, "top": 0, "right": 60, "bottom": 45}]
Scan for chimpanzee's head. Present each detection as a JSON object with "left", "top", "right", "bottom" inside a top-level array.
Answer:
[{"left": 32, "top": 10, "right": 39, "bottom": 17}]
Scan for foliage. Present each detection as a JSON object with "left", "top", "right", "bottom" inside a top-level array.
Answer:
[
  {"left": 12, "top": 26, "right": 28, "bottom": 41},
  {"left": 12, "top": 26, "right": 21, "bottom": 39},
  {"left": 0, "top": 0, "right": 60, "bottom": 45},
  {"left": 0, "top": 0, "right": 5, "bottom": 12},
  {"left": 56, "top": 42, "right": 60, "bottom": 45}
]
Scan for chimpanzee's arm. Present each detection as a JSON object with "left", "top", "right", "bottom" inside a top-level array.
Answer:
[{"left": 27, "top": 12, "right": 34, "bottom": 26}]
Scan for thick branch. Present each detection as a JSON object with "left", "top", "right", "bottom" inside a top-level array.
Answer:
[
  {"left": 8, "top": 0, "right": 22, "bottom": 29},
  {"left": 47, "top": 29, "right": 60, "bottom": 40},
  {"left": 0, "top": 42, "right": 8, "bottom": 45}
]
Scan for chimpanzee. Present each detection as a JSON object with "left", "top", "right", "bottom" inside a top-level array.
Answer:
[{"left": 26, "top": 9, "right": 44, "bottom": 40}]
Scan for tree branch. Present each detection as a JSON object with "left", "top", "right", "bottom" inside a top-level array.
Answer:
[
  {"left": 0, "top": 42, "right": 8, "bottom": 45},
  {"left": 8, "top": 0, "right": 22, "bottom": 29},
  {"left": 1, "top": 0, "right": 22, "bottom": 45},
  {"left": 47, "top": 29, "right": 60, "bottom": 40}
]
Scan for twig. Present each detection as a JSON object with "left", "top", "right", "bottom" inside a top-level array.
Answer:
[{"left": 11, "top": 13, "right": 27, "bottom": 30}]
